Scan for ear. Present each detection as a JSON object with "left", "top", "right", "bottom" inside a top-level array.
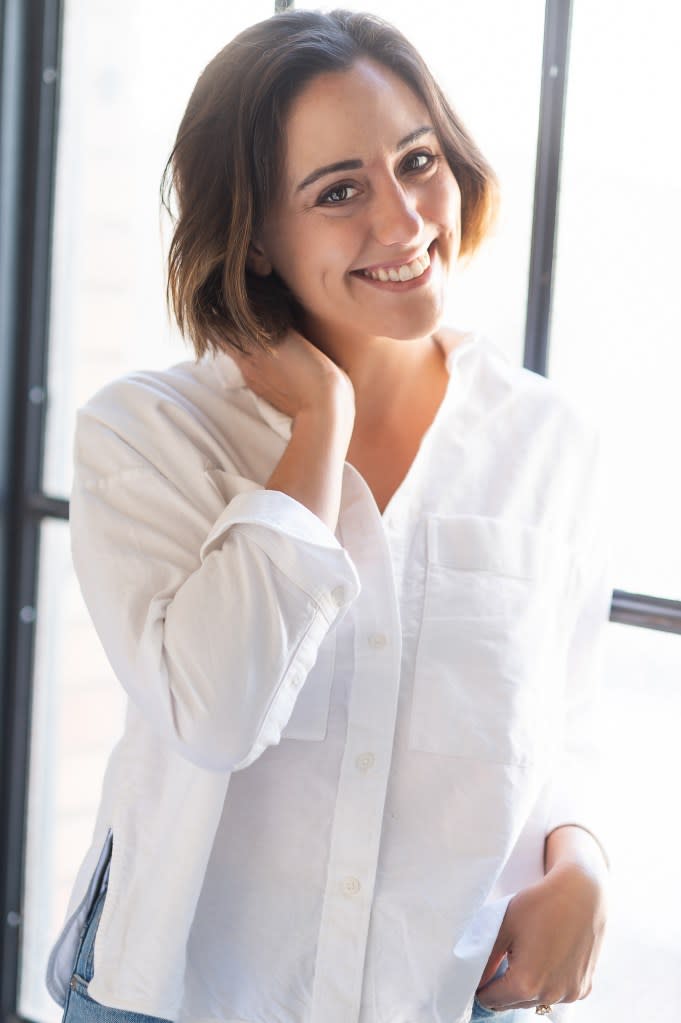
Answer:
[{"left": 246, "top": 235, "right": 273, "bottom": 277}]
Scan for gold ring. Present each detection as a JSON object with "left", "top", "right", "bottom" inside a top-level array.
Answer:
[{"left": 535, "top": 1006, "right": 553, "bottom": 1016}]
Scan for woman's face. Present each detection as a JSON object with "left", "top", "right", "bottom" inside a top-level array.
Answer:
[{"left": 249, "top": 58, "right": 462, "bottom": 353}]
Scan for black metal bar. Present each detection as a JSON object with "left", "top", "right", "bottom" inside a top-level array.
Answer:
[
  {"left": 0, "top": 0, "right": 23, "bottom": 824},
  {"left": 524, "top": 0, "right": 573, "bottom": 376},
  {"left": 0, "top": 0, "right": 63, "bottom": 1016},
  {"left": 0, "top": 0, "right": 30, "bottom": 1010},
  {"left": 610, "top": 590, "right": 681, "bottom": 635},
  {"left": 26, "top": 491, "right": 69, "bottom": 520}
]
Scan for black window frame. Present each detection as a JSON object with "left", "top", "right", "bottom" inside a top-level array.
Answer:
[{"left": 1, "top": 0, "right": 679, "bottom": 1019}]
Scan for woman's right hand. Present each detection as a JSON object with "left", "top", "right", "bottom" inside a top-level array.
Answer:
[
  {"left": 231, "top": 328, "right": 355, "bottom": 532},
  {"left": 229, "top": 328, "right": 355, "bottom": 426}
]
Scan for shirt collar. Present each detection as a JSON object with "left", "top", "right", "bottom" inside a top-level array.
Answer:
[{"left": 211, "top": 329, "right": 483, "bottom": 443}]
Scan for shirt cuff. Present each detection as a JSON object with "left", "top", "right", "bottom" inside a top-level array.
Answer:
[
  {"left": 199, "top": 488, "right": 360, "bottom": 621},
  {"left": 201, "top": 487, "right": 344, "bottom": 556}
]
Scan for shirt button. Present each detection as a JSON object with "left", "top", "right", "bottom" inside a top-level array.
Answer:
[
  {"left": 368, "top": 632, "right": 387, "bottom": 648},
  {"left": 342, "top": 876, "right": 361, "bottom": 896},
  {"left": 355, "top": 752, "right": 375, "bottom": 772},
  {"left": 331, "top": 585, "right": 346, "bottom": 606}
]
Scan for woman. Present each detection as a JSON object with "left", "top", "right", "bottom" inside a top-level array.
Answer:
[{"left": 46, "top": 8, "right": 612, "bottom": 1023}]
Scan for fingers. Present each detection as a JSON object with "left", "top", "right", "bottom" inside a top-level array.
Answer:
[
  {"left": 476, "top": 963, "right": 593, "bottom": 1012},
  {"left": 476, "top": 955, "right": 506, "bottom": 993},
  {"left": 476, "top": 966, "right": 548, "bottom": 1011},
  {"left": 475, "top": 866, "right": 605, "bottom": 1012},
  {"left": 476, "top": 943, "right": 508, "bottom": 991},
  {"left": 476, "top": 896, "right": 514, "bottom": 992}
]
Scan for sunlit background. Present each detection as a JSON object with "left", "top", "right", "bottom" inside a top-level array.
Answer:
[{"left": 17, "top": 2, "right": 680, "bottom": 1021}]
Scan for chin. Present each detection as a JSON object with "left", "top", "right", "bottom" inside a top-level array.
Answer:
[{"left": 375, "top": 308, "right": 444, "bottom": 341}]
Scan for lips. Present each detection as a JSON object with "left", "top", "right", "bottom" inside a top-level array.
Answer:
[
  {"left": 349, "top": 239, "right": 435, "bottom": 288},
  {"left": 366, "top": 251, "right": 429, "bottom": 282},
  {"left": 351, "top": 243, "right": 431, "bottom": 280}
]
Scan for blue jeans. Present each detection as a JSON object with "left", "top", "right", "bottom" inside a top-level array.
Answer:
[
  {"left": 471, "top": 994, "right": 524, "bottom": 1021},
  {"left": 61, "top": 879, "right": 171, "bottom": 1023},
  {"left": 471, "top": 957, "right": 536, "bottom": 1021}
]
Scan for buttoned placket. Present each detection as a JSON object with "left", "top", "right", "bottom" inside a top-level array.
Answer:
[{"left": 310, "top": 463, "right": 404, "bottom": 1023}]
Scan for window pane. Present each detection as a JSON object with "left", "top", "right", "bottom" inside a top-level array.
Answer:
[
  {"left": 579, "top": 621, "right": 681, "bottom": 1019},
  {"left": 25, "top": 4, "right": 276, "bottom": 1019},
  {"left": 18, "top": 518, "right": 126, "bottom": 1023},
  {"left": 43, "top": 0, "right": 275, "bottom": 501},
  {"left": 294, "top": 0, "right": 546, "bottom": 366},
  {"left": 549, "top": 1, "right": 681, "bottom": 600}
]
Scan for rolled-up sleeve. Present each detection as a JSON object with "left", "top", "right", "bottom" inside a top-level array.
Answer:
[
  {"left": 69, "top": 419, "right": 361, "bottom": 773},
  {"left": 544, "top": 426, "right": 615, "bottom": 867}
]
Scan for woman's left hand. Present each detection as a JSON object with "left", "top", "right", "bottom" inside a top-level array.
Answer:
[{"left": 475, "top": 861, "right": 609, "bottom": 1011}]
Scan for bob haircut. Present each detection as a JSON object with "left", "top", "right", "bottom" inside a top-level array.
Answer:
[{"left": 160, "top": 7, "right": 500, "bottom": 361}]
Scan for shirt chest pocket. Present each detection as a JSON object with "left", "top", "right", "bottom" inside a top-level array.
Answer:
[{"left": 408, "top": 514, "right": 573, "bottom": 766}]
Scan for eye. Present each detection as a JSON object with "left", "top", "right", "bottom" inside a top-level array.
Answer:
[
  {"left": 317, "top": 183, "right": 360, "bottom": 206},
  {"left": 402, "top": 150, "right": 439, "bottom": 173}
]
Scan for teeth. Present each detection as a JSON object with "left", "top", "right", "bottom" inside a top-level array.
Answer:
[{"left": 362, "top": 246, "right": 431, "bottom": 282}]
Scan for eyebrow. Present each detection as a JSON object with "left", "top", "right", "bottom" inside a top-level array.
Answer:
[{"left": 294, "top": 125, "right": 435, "bottom": 194}]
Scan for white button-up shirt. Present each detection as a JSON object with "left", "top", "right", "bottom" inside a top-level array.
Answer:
[{"left": 46, "top": 330, "right": 614, "bottom": 1023}]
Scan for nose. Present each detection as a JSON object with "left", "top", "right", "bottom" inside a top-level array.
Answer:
[{"left": 369, "top": 177, "right": 424, "bottom": 249}]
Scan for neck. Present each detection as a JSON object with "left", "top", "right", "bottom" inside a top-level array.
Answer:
[{"left": 298, "top": 319, "right": 448, "bottom": 434}]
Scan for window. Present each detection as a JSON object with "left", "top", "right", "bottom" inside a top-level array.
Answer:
[
  {"left": 2, "top": 3, "right": 678, "bottom": 1022},
  {"left": 7, "top": 4, "right": 276, "bottom": 1021},
  {"left": 549, "top": 3, "right": 681, "bottom": 1011}
]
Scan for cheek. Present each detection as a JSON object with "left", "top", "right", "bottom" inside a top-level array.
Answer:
[
  {"left": 271, "top": 240, "right": 338, "bottom": 309},
  {"left": 268, "top": 235, "right": 312, "bottom": 291},
  {"left": 432, "top": 168, "right": 462, "bottom": 224},
  {"left": 443, "top": 182, "right": 462, "bottom": 227},
  {"left": 270, "top": 217, "right": 359, "bottom": 303},
  {"left": 299, "top": 231, "right": 353, "bottom": 290}
]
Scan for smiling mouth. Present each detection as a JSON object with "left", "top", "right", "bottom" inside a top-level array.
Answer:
[
  {"left": 361, "top": 247, "right": 430, "bottom": 281},
  {"left": 351, "top": 240, "right": 436, "bottom": 287}
]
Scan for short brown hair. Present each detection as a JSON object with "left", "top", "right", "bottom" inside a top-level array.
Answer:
[{"left": 160, "top": 7, "right": 500, "bottom": 361}]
